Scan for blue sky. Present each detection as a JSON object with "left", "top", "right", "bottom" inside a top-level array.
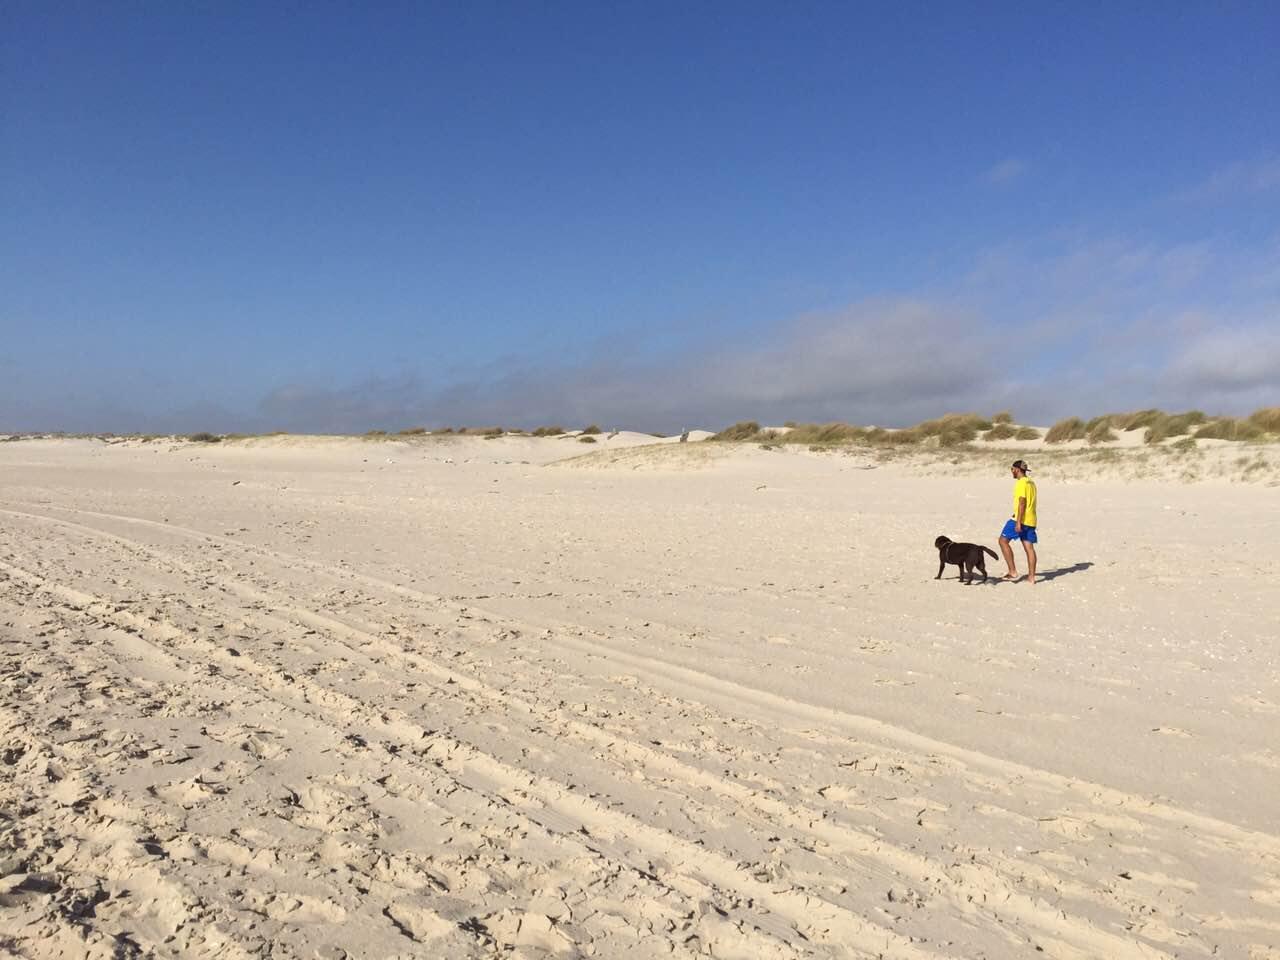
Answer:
[{"left": 3, "top": 3, "right": 1279, "bottom": 432}]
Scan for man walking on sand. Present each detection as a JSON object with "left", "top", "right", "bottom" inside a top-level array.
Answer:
[{"left": 999, "top": 459, "right": 1038, "bottom": 584}]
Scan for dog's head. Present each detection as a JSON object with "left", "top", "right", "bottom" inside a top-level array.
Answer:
[{"left": 934, "top": 535, "right": 952, "bottom": 550}]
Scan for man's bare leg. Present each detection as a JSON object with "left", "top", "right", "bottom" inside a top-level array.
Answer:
[
  {"left": 1023, "top": 541, "right": 1038, "bottom": 584},
  {"left": 998, "top": 536, "right": 1019, "bottom": 580}
]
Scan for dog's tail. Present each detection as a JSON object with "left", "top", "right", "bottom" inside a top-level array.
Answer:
[{"left": 982, "top": 546, "right": 999, "bottom": 559}]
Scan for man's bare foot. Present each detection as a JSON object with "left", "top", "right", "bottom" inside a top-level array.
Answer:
[
  {"left": 1002, "top": 573, "right": 1019, "bottom": 581},
  {"left": 1026, "top": 576, "right": 1036, "bottom": 585}
]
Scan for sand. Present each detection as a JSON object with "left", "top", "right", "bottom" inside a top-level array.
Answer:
[{"left": 1, "top": 433, "right": 1278, "bottom": 959}]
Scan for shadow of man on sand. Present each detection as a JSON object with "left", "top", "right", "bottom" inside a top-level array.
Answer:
[{"left": 1034, "top": 562, "right": 1094, "bottom": 582}]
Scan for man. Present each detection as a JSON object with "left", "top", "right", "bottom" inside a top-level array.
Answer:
[{"left": 999, "top": 459, "right": 1038, "bottom": 584}]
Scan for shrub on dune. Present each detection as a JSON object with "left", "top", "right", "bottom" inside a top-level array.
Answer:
[
  {"left": 780, "top": 422, "right": 868, "bottom": 444},
  {"left": 532, "top": 426, "right": 565, "bottom": 436},
  {"left": 1085, "top": 416, "right": 1117, "bottom": 444},
  {"left": 983, "top": 423, "right": 1017, "bottom": 441},
  {"left": 1109, "top": 409, "right": 1164, "bottom": 431},
  {"left": 1044, "top": 417, "right": 1086, "bottom": 443},
  {"left": 187, "top": 432, "right": 221, "bottom": 443},
  {"left": 1144, "top": 411, "right": 1207, "bottom": 444},
  {"left": 868, "top": 426, "right": 922, "bottom": 445},
  {"left": 581, "top": 424, "right": 602, "bottom": 435},
  {"left": 1248, "top": 407, "right": 1280, "bottom": 433},
  {"left": 711, "top": 421, "right": 763, "bottom": 441},
  {"left": 914, "top": 413, "right": 991, "bottom": 446},
  {"left": 991, "top": 410, "right": 1014, "bottom": 424},
  {"left": 1194, "top": 418, "right": 1264, "bottom": 441}
]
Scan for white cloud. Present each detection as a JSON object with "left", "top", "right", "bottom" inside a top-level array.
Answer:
[
  {"left": 1164, "top": 321, "right": 1280, "bottom": 394},
  {"left": 1178, "top": 155, "right": 1280, "bottom": 201},
  {"left": 252, "top": 301, "right": 1014, "bottom": 433}
]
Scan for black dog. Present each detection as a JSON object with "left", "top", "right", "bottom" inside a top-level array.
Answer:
[{"left": 934, "top": 536, "right": 999, "bottom": 584}]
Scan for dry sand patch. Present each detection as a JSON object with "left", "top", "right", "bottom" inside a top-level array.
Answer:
[{"left": 1, "top": 437, "right": 1277, "bottom": 958}]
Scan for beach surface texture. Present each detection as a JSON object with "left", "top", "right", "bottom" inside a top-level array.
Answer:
[{"left": 2, "top": 433, "right": 1278, "bottom": 959}]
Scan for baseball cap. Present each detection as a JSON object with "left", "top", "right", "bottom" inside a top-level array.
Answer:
[{"left": 1011, "top": 459, "right": 1030, "bottom": 473}]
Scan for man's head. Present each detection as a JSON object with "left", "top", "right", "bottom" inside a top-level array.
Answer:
[{"left": 1011, "top": 459, "right": 1030, "bottom": 477}]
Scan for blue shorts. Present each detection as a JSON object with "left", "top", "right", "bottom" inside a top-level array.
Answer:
[{"left": 1001, "top": 519, "right": 1038, "bottom": 543}]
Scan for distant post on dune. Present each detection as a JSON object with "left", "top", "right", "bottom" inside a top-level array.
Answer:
[{"left": 680, "top": 428, "right": 689, "bottom": 443}]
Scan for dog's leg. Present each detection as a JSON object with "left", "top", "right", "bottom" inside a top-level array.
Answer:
[{"left": 937, "top": 559, "right": 945, "bottom": 580}]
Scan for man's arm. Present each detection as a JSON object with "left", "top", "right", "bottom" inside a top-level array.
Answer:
[{"left": 1015, "top": 496, "right": 1026, "bottom": 531}]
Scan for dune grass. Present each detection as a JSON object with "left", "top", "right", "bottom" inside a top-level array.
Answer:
[
  {"left": 1248, "top": 407, "right": 1280, "bottom": 432},
  {"left": 1044, "top": 417, "right": 1086, "bottom": 443},
  {"left": 712, "top": 413, "right": 1002, "bottom": 448},
  {"left": 187, "top": 432, "right": 221, "bottom": 443},
  {"left": 1195, "top": 417, "right": 1264, "bottom": 441},
  {"left": 776, "top": 422, "right": 870, "bottom": 444},
  {"left": 1109, "top": 409, "right": 1164, "bottom": 431},
  {"left": 1081, "top": 416, "right": 1115, "bottom": 444},
  {"left": 581, "top": 424, "right": 602, "bottom": 435},
  {"left": 532, "top": 425, "right": 565, "bottom": 436},
  {"left": 915, "top": 413, "right": 993, "bottom": 445},
  {"left": 1143, "top": 411, "right": 1206, "bottom": 444},
  {"left": 711, "top": 421, "right": 764, "bottom": 441}
]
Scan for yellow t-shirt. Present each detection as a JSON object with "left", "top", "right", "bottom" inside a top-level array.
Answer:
[{"left": 1012, "top": 476, "right": 1038, "bottom": 527}]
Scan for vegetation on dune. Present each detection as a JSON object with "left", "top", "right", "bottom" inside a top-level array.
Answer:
[
  {"left": 775, "top": 422, "right": 869, "bottom": 444},
  {"left": 713, "top": 413, "right": 1002, "bottom": 448},
  {"left": 1194, "top": 417, "right": 1264, "bottom": 441},
  {"left": 1248, "top": 407, "right": 1280, "bottom": 432},
  {"left": 45, "top": 405, "right": 1280, "bottom": 450},
  {"left": 1085, "top": 417, "right": 1118, "bottom": 444},
  {"left": 1044, "top": 418, "right": 1087, "bottom": 443},
  {"left": 1143, "top": 411, "right": 1206, "bottom": 444},
  {"left": 710, "top": 421, "right": 763, "bottom": 441},
  {"left": 914, "top": 413, "right": 992, "bottom": 445},
  {"left": 1109, "top": 409, "right": 1164, "bottom": 431}
]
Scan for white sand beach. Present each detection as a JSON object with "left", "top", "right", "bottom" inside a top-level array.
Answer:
[{"left": 2, "top": 433, "right": 1278, "bottom": 959}]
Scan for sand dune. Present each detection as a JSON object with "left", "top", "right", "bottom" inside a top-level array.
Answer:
[{"left": 1, "top": 436, "right": 1278, "bottom": 958}]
